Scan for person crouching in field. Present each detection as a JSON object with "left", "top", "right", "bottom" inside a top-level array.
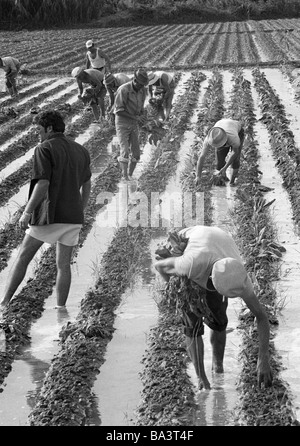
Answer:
[
  {"left": 195, "top": 118, "right": 245, "bottom": 187},
  {"left": 72, "top": 66, "right": 107, "bottom": 122},
  {"left": 147, "top": 70, "right": 175, "bottom": 121},
  {"left": 114, "top": 68, "right": 149, "bottom": 180},
  {"left": 154, "top": 225, "right": 273, "bottom": 390},
  {"left": 0, "top": 110, "right": 91, "bottom": 313},
  {"left": 103, "top": 72, "right": 131, "bottom": 114},
  {"left": 0, "top": 56, "right": 21, "bottom": 98}
]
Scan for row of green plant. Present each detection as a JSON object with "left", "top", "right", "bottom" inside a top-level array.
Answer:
[{"left": 227, "top": 68, "right": 296, "bottom": 425}]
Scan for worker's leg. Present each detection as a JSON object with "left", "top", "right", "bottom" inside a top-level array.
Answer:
[
  {"left": 209, "top": 329, "right": 226, "bottom": 373},
  {"left": 116, "top": 121, "right": 131, "bottom": 180},
  {"left": 55, "top": 242, "right": 74, "bottom": 307},
  {"left": 204, "top": 279, "right": 228, "bottom": 372},
  {"left": 182, "top": 311, "right": 210, "bottom": 390},
  {"left": 0, "top": 234, "right": 43, "bottom": 307},
  {"left": 128, "top": 122, "right": 140, "bottom": 178}
]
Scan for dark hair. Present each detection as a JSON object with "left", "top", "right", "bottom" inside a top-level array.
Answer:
[{"left": 33, "top": 110, "right": 65, "bottom": 133}]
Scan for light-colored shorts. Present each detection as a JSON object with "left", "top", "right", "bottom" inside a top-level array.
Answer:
[{"left": 26, "top": 223, "right": 82, "bottom": 246}]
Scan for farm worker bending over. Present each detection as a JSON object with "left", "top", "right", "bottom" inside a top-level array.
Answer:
[
  {"left": 0, "top": 110, "right": 91, "bottom": 313},
  {"left": 0, "top": 56, "right": 21, "bottom": 98},
  {"left": 114, "top": 68, "right": 148, "bottom": 180},
  {"left": 103, "top": 72, "right": 131, "bottom": 113},
  {"left": 196, "top": 118, "right": 245, "bottom": 186},
  {"left": 85, "top": 39, "right": 112, "bottom": 74},
  {"left": 154, "top": 225, "right": 273, "bottom": 391},
  {"left": 72, "top": 66, "right": 107, "bottom": 122},
  {"left": 147, "top": 71, "right": 175, "bottom": 121}
]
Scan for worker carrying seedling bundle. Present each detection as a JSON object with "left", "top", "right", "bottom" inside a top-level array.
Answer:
[
  {"left": 147, "top": 71, "right": 175, "bottom": 121},
  {"left": 0, "top": 56, "right": 21, "bottom": 98},
  {"left": 154, "top": 225, "right": 273, "bottom": 391},
  {"left": 72, "top": 66, "right": 107, "bottom": 123},
  {"left": 195, "top": 118, "right": 245, "bottom": 187}
]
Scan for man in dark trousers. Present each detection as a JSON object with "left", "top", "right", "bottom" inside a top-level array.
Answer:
[
  {"left": 0, "top": 110, "right": 91, "bottom": 312},
  {"left": 154, "top": 225, "right": 273, "bottom": 390}
]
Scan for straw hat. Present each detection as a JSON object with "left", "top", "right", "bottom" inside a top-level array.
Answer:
[
  {"left": 211, "top": 258, "right": 254, "bottom": 298},
  {"left": 207, "top": 127, "right": 228, "bottom": 148},
  {"left": 148, "top": 71, "right": 159, "bottom": 85},
  {"left": 71, "top": 66, "right": 84, "bottom": 78},
  {"left": 133, "top": 68, "right": 149, "bottom": 86}
]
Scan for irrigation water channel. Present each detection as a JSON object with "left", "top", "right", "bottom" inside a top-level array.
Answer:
[{"left": 1, "top": 69, "right": 300, "bottom": 425}]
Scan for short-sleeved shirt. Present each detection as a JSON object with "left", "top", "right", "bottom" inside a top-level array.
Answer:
[
  {"left": 29, "top": 133, "right": 91, "bottom": 225},
  {"left": 114, "top": 81, "right": 147, "bottom": 120},
  {"left": 203, "top": 119, "right": 242, "bottom": 151},
  {"left": 2, "top": 56, "right": 20, "bottom": 74},
  {"left": 174, "top": 226, "right": 243, "bottom": 290}
]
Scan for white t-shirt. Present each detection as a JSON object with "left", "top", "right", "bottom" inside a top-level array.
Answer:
[
  {"left": 174, "top": 226, "right": 243, "bottom": 289},
  {"left": 203, "top": 118, "right": 242, "bottom": 151}
]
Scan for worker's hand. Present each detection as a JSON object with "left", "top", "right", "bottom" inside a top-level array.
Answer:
[
  {"left": 78, "top": 94, "right": 83, "bottom": 101},
  {"left": 257, "top": 358, "right": 273, "bottom": 388},
  {"left": 19, "top": 211, "right": 31, "bottom": 230}
]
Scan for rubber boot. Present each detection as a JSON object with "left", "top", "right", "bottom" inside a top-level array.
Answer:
[
  {"left": 119, "top": 161, "right": 129, "bottom": 180},
  {"left": 12, "top": 85, "right": 18, "bottom": 98}
]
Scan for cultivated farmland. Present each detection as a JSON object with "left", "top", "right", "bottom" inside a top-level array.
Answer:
[{"left": 1, "top": 17, "right": 300, "bottom": 426}]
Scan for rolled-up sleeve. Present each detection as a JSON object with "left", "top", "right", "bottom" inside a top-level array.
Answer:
[{"left": 114, "top": 86, "right": 127, "bottom": 114}]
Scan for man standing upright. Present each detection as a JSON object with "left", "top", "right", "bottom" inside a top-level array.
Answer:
[
  {"left": 85, "top": 39, "right": 112, "bottom": 73},
  {"left": 114, "top": 68, "right": 148, "bottom": 180},
  {"left": 0, "top": 110, "right": 91, "bottom": 311}
]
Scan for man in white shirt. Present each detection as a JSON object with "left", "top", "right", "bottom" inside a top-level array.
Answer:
[
  {"left": 196, "top": 118, "right": 245, "bottom": 186},
  {"left": 85, "top": 39, "right": 111, "bottom": 73},
  {"left": 154, "top": 225, "right": 273, "bottom": 391}
]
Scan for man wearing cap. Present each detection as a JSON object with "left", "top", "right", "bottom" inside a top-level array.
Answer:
[
  {"left": 71, "top": 66, "right": 107, "bottom": 122},
  {"left": 104, "top": 72, "right": 131, "bottom": 113},
  {"left": 85, "top": 39, "right": 111, "bottom": 73},
  {"left": 114, "top": 68, "right": 148, "bottom": 180},
  {"left": 196, "top": 118, "right": 245, "bottom": 186},
  {"left": 0, "top": 56, "right": 21, "bottom": 98},
  {"left": 147, "top": 71, "right": 175, "bottom": 121},
  {"left": 154, "top": 225, "right": 273, "bottom": 391}
]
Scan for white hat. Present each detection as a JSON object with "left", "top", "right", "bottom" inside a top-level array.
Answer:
[
  {"left": 211, "top": 258, "right": 254, "bottom": 298},
  {"left": 86, "top": 39, "right": 94, "bottom": 48},
  {"left": 147, "top": 71, "right": 159, "bottom": 85},
  {"left": 71, "top": 66, "right": 84, "bottom": 78},
  {"left": 207, "top": 127, "right": 228, "bottom": 148}
]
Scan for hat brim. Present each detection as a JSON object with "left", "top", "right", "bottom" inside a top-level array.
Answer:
[
  {"left": 211, "top": 258, "right": 254, "bottom": 298},
  {"left": 208, "top": 127, "right": 228, "bottom": 148},
  {"left": 148, "top": 74, "right": 159, "bottom": 85}
]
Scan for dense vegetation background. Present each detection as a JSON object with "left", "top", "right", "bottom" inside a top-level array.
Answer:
[{"left": 0, "top": 0, "right": 299, "bottom": 29}]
